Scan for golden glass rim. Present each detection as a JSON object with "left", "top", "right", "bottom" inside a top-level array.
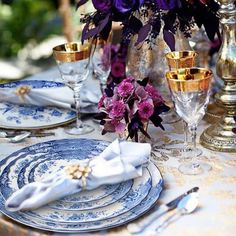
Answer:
[
  {"left": 53, "top": 42, "right": 91, "bottom": 62},
  {"left": 166, "top": 67, "right": 213, "bottom": 82},
  {"left": 166, "top": 68, "right": 212, "bottom": 92},
  {"left": 165, "top": 50, "right": 198, "bottom": 60}
]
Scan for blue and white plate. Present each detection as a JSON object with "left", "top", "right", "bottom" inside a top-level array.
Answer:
[
  {"left": 0, "top": 80, "right": 97, "bottom": 130},
  {"left": 0, "top": 139, "right": 163, "bottom": 233},
  {"left": 0, "top": 80, "right": 76, "bottom": 129}
]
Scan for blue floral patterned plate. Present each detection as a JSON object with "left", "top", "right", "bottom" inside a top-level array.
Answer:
[
  {"left": 0, "top": 139, "right": 163, "bottom": 233},
  {"left": 0, "top": 80, "right": 77, "bottom": 129}
]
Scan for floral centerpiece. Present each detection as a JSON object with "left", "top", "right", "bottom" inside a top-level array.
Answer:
[
  {"left": 77, "top": 0, "right": 220, "bottom": 141},
  {"left": 96, "top": 76, "right": 169, "bottom": 141},
  {"left": 77, "top": 0, "right": 220, "bottom": 49}
]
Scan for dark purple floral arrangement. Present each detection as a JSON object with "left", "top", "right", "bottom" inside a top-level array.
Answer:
[
  {"left": 77, "top": 0, "right": 220, "bottom": 50},
  {"left": 96, "top": 76, "right": 169, "bottom": 141}
]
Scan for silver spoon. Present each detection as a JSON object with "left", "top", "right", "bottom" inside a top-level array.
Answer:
[
  {"left": 151, "top": 192, "right": 199, "bottom": 235},
  {"left": 2, "top": 131, "right": 31, "bottom": 143},
  {"left": 9, "top": 131, "right": 31, "bottom": 143}
]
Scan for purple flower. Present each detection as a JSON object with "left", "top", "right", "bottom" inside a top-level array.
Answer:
[
  {"left": 138, "top": 101, "right": 154, "bottom": 120},
  {"left": 114, "top": 0, "right": 144, "bottom": 13},
  {"left": 111, "top": 61, "right": 125, "bottom": 77},
  {"left": 109, "top": 100, "right": 126, "bottom": 118},
  {"left": 117, "top": 81, "right": 134, "bottom": 97},
  {"left": 92, "top": 0, "right": 112, "bottom": 11},
  {"left": 156, "top": 0, "right": 181, "bottom": 10},
  {"left": 145, "top": 84, "right": 164, "bottom": 104}
]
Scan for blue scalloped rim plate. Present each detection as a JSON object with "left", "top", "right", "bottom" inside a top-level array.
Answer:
[{"left": 0, "top": 139, "right": 163, "bottom": 233}]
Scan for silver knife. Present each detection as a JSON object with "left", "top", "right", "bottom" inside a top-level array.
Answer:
[
  {"left": 0, "top": 131, "right": 55, "bottom": 138},
  {"left": 127, "top": 187, "right": 199, "bottom": 234}
]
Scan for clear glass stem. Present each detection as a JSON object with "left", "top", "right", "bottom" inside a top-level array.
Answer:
[
  {"left": 183, "top": 121, "right": 188, "bottom": 146},
  {"left": 73, "top": 85, "right": 83, "bottom": 129},
  {"left": 181, "top": 121, "right": 190, "bottom": 161},
  {"left": 189, "top": 125, "right": 200, "bottom": 169}
]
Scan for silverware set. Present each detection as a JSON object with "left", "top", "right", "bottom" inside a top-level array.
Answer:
[
  {"left": 0, "top": 130, "right": 55, "bottom": 143},
  {"left": 127, "top": 187, "right": 199, "bottom": 235}
]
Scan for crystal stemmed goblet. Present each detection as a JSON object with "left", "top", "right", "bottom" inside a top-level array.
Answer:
[
  {"left": 166, "top": 68, "right": 212, "bottom": 175},
  {"left": 53, "top": 42, "right": 94, "bottom": 135},
  {"left": 165, "top": 51, "right": 202, "bottom": 157},
  {"left": 165, "top": 51, "right": 197, "bottom": 69},
  {"left": 92, "top": 38, "right": 111, "bottom": 93}
]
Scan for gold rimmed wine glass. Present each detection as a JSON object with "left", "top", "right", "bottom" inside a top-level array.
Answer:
[
  {"left": 161, "top": 51, "right": 197, "bottom": 125},
  {"left": 166, "top": 68, "right": 212, "bottom": 175},
  {"left": 165, "top": 51, "right": 202, "bottom": 157},
  {"left": 165, "top": 51, "right": 197, "bottom": 69},
  {"left": 53, "top": 42, "right": 94, "bottom": 135},
  {"left": 91, "top": 36, "right": 112, "bottom": 93}
]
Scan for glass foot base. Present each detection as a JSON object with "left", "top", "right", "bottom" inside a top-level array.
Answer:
[
  {"left": 182, "top": 147, "right": 202, "bottom": 157},
  {"left": 178, "top": 161, "right": 211, "bottom": 175},
  {"left": 65, "top": 124, "right": 94, "bottom": 135},
  {"left": 160, "top": 142, "right": 203, "bottom": 158}
]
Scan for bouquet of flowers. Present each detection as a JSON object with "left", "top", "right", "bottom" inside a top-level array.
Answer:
[
  {"left": 77, "top": 0, "right": 220, "bottom": 49},
  {"left": 96, "top": 76, "right": 169, "bottom": 141}
]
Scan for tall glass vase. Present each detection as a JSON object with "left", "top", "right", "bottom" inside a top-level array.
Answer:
[{"left": 126, "top": 35, "right": 153, "bottom": 79}]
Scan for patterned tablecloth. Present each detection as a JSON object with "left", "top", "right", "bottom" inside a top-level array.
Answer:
[{"left": 0, "top": 68, "right": 236, "bottom": 236}]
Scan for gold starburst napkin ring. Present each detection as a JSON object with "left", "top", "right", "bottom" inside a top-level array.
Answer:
[
  {"left": 15, "top": 85, "right": 31, "bottom": 101},
  {"left": 65, "top": 164, "right": 92, "bottom": 190}
]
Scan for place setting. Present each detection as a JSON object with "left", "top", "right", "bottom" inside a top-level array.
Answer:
[
  {"left": 0, "top": 36, "right": 222, "bottom": 236},
  {"left": 0, "top": 0, "right": 236, "bottom": 236}
]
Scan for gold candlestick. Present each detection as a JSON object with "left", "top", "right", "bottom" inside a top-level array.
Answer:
[{"left": 200, "top": 0, "right": 236, "bottom": 152}]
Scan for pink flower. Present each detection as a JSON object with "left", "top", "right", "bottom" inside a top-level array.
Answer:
[
  {"left": 145, "top": 84, "right": 164, "bottom": 104},
  {"left": 117, "top": 81, "right": 134, "bottom": 97},
  {"left": 135, "top": 86, "right": 149, "bottom": 101},
  {"left": 123, "top": 76, "right": 135, "bottom": 83},
  {"left": 111, "top": 119, "right": 126, "bottom": 133},
  {"left": 138, "top": 100, "right": 154, "bottom": 120},
  {"left": 111, "top": 61, "right": 125, "bottom": 77},
  {"left": 109, "top": 100, "right": 126, "bottom": 118}
]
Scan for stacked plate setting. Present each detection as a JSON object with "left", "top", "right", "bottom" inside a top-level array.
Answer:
[{"left": 0, "top": 139, "right": 163, "bottom": 233}]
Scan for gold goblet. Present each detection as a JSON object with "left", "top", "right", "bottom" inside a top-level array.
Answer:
[
  {"left": 53, "top": 42, "right": 94, "bottom": 135},
  {"left": 166, "top": 68, "right": 212, "bottom": 175},
  {"left": 165, "top": 51, "right": 197, "bottom": 70},
  {"left": 165, "top": 51, "right": 200, "bottom": 156}
]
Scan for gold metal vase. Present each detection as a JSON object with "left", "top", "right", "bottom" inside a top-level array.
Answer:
[{"left": 200, "top": 0, "right": 236, "bottom": 152}]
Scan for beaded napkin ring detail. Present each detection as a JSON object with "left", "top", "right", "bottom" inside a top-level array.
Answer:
[{"left": 65, "top": 164, "right": 92, "bottom": 190}]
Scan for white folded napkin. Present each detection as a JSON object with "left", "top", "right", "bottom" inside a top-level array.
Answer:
[
  {"left": 5, "top": 139, "right": 151, "bottom": 212},
  {"left": 0, "top": 83, "right": 100, "bottom": 110}
]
